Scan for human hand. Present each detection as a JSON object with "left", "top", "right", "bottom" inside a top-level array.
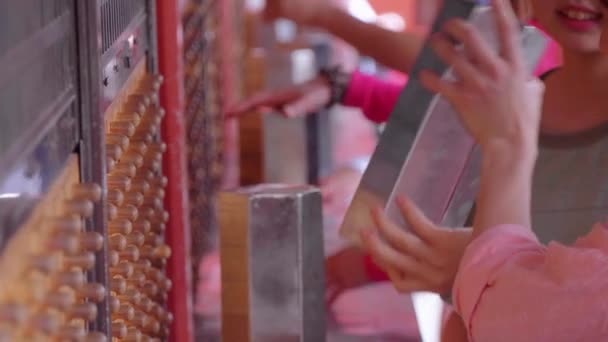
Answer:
[
  {"left": 226, "top": 76, "right": 331, "bottom": 119},
  {"left": 420, "top": 0, "right": 544, "bottom": 152},
  {"left": 360, "top": 196, "right": 471, "bottom": 296},
  {"left": 319, "top": 166, "right": 363, "bottom": 217},
  {"left": 264, "top": 0, "right": 332, "bottom": 26}
]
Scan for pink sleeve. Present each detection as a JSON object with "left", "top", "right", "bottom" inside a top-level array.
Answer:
[
  {"left": 453, "top": 224, "right": 608, "bottom": 342},
  {"left": 341, "top": 71, "right": 405, "bottom": 124}
]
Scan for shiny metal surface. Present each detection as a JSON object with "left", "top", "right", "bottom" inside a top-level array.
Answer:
[
  {"left": 219, "top": 184, "right": 326, "bottom": 342},
  {"left": 0, "top": 0, "right": 80, "bottom": 251},
  {"left": 340, "top": 4, "right": 548, "bottom": 244}
]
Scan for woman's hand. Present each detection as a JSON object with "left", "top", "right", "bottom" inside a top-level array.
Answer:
[
  {"left": 361, "top": 196, "right": 471, "bottom": 296},
  {"left": 264, "top": 0, "right": 333, "bottom": 27},
  {"left": 419, "top": 0, "right": 544, "bottom": 152},
  {"left": 226, "top": 76, "right": 331, "bottom": 119}
]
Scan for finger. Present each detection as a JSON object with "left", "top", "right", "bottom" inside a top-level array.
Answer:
[
  {"left": 440, "top": 20, "right": 499, "bottom": 78},
  {"left": 385, "top": 268, "right": 431, "bottom": 293},
  {"left": 370, "top": 207, "right": 434, "bottom": 262},
  {"left": 492, "top": 0, "right": 524, "bottom": 65},
  {"left": 419, "top": 70, "right": 461, "bottom": 99},
  {"left": 395, "top": 196, "right": 437, "bottom": 243},
  {"left": 360, "top": 228, "right": 426, "bottom": 277}
]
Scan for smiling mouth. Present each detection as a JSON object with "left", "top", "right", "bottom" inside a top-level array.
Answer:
[{"left": 557, "top": 6, "right": 603, "bottom": 20}]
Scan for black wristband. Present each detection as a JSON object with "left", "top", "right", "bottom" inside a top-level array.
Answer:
[{"left": 318, "top": 66, "right": 351, "bottom": 109}]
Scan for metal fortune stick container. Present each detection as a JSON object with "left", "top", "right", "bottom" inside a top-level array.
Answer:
[
  {"left": 219, "top": 184, "right": 326, "bottom": 342},
  {"left": 340, "top": 2, "right": 548, "bottom": 244}
]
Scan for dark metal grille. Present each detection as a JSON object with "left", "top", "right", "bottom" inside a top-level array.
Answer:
[
  {"left": 100, "top": 0, "right": 146, "bottom": 53},
  {"left": 183, "top": 0, "right": 223, "bottom": 265},
  {"left": 0, "top": 0, "right": 77, "bottom": 172}
]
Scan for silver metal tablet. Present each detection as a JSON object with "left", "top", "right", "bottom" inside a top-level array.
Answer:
[{"left": 340, "top": 4, "right": 548, "bottom": 244}]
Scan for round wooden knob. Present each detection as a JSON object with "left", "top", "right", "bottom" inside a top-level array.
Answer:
[
  {"left": 55, "top": 325, "right": 86, "bottom": 341},
  {"left": 135, "top": 259, "right": 152, "bottom": 269},
  {"left": 107, "top": 203, "right": 118, "bottom": 220},
  {"left": 106, "top": 157, "right": 116, "bottom": 173},
  {"left": 106, "top": 134, "right": 130, "bottom": 150},
  {"left": 78, "top": 283, "right": 106, "bottom": 302},
  {"left": 123, "top": 327, "right": 141, "bottom": 342},
  {"left": 0, "top": 303, "right": 27, "bottom": 324},
  {"left": 119, "top": 245, "right": 140, "bottom": 262},
  {"left": 153, "top": 245, "right": 171, "bottom": 259},
  {"left": 132, "top": 311, "right": 150, "bottom": 330},
  {"left": 50, "top": 217, "right": 83, "bottom": 234},
  {"left": 115, "top": 303, "right": 135, "bottom": 321},
  {"left": 137, "top": 296, "right": 153, "bottom": 312},
  {"left": 117, "top": 205, "right": 139, "bottom": 221},
  {"left": 109, "top": 219, "right": 133, "bottom": 235},
  {"left": 164, "top": 311, "right": 174, "bottom": 324},
  {"left": 48, "top": 233, "right": 80, "bottom": 253},
  {"left": 84, "top": 332, "right": 107, "bottom": 342},
  {"left": 142, "top": 159, "right": 161, "bottom": 173},
  {"left": 54, "top": 270, "right": 85, "bottom": 288},
  {"left": 109, "top": 296, "right": 121, "bottom": 313},
  {"left": 109, "top": 121, "right": 136, "bottom": 137},
  {"left": 123, "top": 98, "right": 147, "bottom": 116},
  {"left": 145, "top": 318, "right": 161, "bottom": 335},
  {"left": 124, "top": 192, "right": 144, "bottom": 206},
  {"left": 131, "top": 181, "right": 150, "bottom": 194},
  {"left": 131, "top": 131, "right": 153, "bottom": 144},
  {"left": 28, "top": 313, "right": 60, "bottom": 335},
  {"left": 111, "top": 321, "right": 128, "bottom": 338},
  {"left": 79, "top": 231, "right": 104, "bottom": 252},
  {"left": 63, "top": 252, "right": 96, "bottom": 270},
  {"left": 138, "top": 207, "right": 154, "bottom": 221},
  {"left": 110, "top": 261, "right": 133, "bottom": 278},
  {"left": 122, "top": 151, "right": 144, "bottom": 168},
  {"left": 117, "top": 287, "right": 142, "bottom": 306},
  {"left": 45, "top": 290, "right": 76, "bottom": 310},
  {"left": 106, "top": 144, "right": 122, "bottom": 161},
  {"left": 145, "top": 268, "right": 163, "bottom": 283},
  {"left": 155, "top": 188, "right": 165, "bottom": 199},
  {"left": 108, "top": 250, "right": 120, "bottom": 266},
  {"left": 68, "top": 302, "right": 98, "bottom": 320},
  {"left": 144, "top": 151, "right": 162, "bottom": 164},
  {"left": 126, "top": 272, "right": 146, "bottom": 288},
  {"left": 160, "top": 278, "right": 172, "bottom": 291},
  {"left": 126, "top": 232, "right": 145, "bottom": 246},
  {"left": 108, "top": 175, "right": 132, "bottom": 192},
  {"left": 134, "top": 170, "right": 154, "bottom": 182},
  {"left": 128, "top": 94, "right": 151, "bottom": 108},
  {"left": 143, "top": 233, "right": 163, "bottom": 247},
  {"left": 133, "top": 220, "right": 151, "bottom": 234},
  {"left": 149, "top": 222, "right": 166, "bottom": 235},
  {"left": 116, "top": 112, "right": 141, "bottom": 126},
  {"left": 141, "top": 281, "right": 159, "bottom": 297},
  {"left": 31, "top": 253, "right": 62, "bottom": 273},
  {"left": 110, "top": 277, "right": 127, "bottom": 294},
  {"left": 130, "top": 141, "right": 148, "bottom": 155},
  {"left": 64, "top": 199, "right": 94, "bottom": 218},
  {"left": 72, "top": 183, "right": 102, "bottom": 202},
  {"left": 110, "top": 162, "right": 137, "bottom": 178},
  {"left": 107, "top": 189, "right": 124, "bottom": 206},
  {"left": 142, "top": 197, "right": 162, "bottom": 210},
  {"left": 109, "top": 234, "right": 127, "bottom": 251}
]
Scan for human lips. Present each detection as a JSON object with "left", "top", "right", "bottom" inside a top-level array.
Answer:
[{"left": 557, "top": 4, "right": 603, "bottom": 31}]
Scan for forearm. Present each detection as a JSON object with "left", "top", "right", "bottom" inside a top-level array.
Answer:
[
  {"left": 472, "top": 141, "right": 537, "bottom": 239},
  {"left": 314, "top": 7, "right": 424, "bottom": 74}
]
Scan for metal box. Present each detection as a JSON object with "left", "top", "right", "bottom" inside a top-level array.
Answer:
[{"left": 219, "top": 184, "right": 326, "bottom": 342}]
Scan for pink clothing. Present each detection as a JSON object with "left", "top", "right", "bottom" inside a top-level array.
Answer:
[
  {"left": 342, "top": 39, "right": 562, "bottom": 124},
  {"left": 453, "top": 223, "right": 608, "bottom": 342}
]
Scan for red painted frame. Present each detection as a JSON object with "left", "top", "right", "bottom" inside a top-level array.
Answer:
[{"left": 155, "top": 1, "right": 195, "bottom": 341}]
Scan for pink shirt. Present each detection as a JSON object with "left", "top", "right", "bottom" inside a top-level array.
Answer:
[{"left": 453, "top": 223, "right": 608, "bottom": 342}]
